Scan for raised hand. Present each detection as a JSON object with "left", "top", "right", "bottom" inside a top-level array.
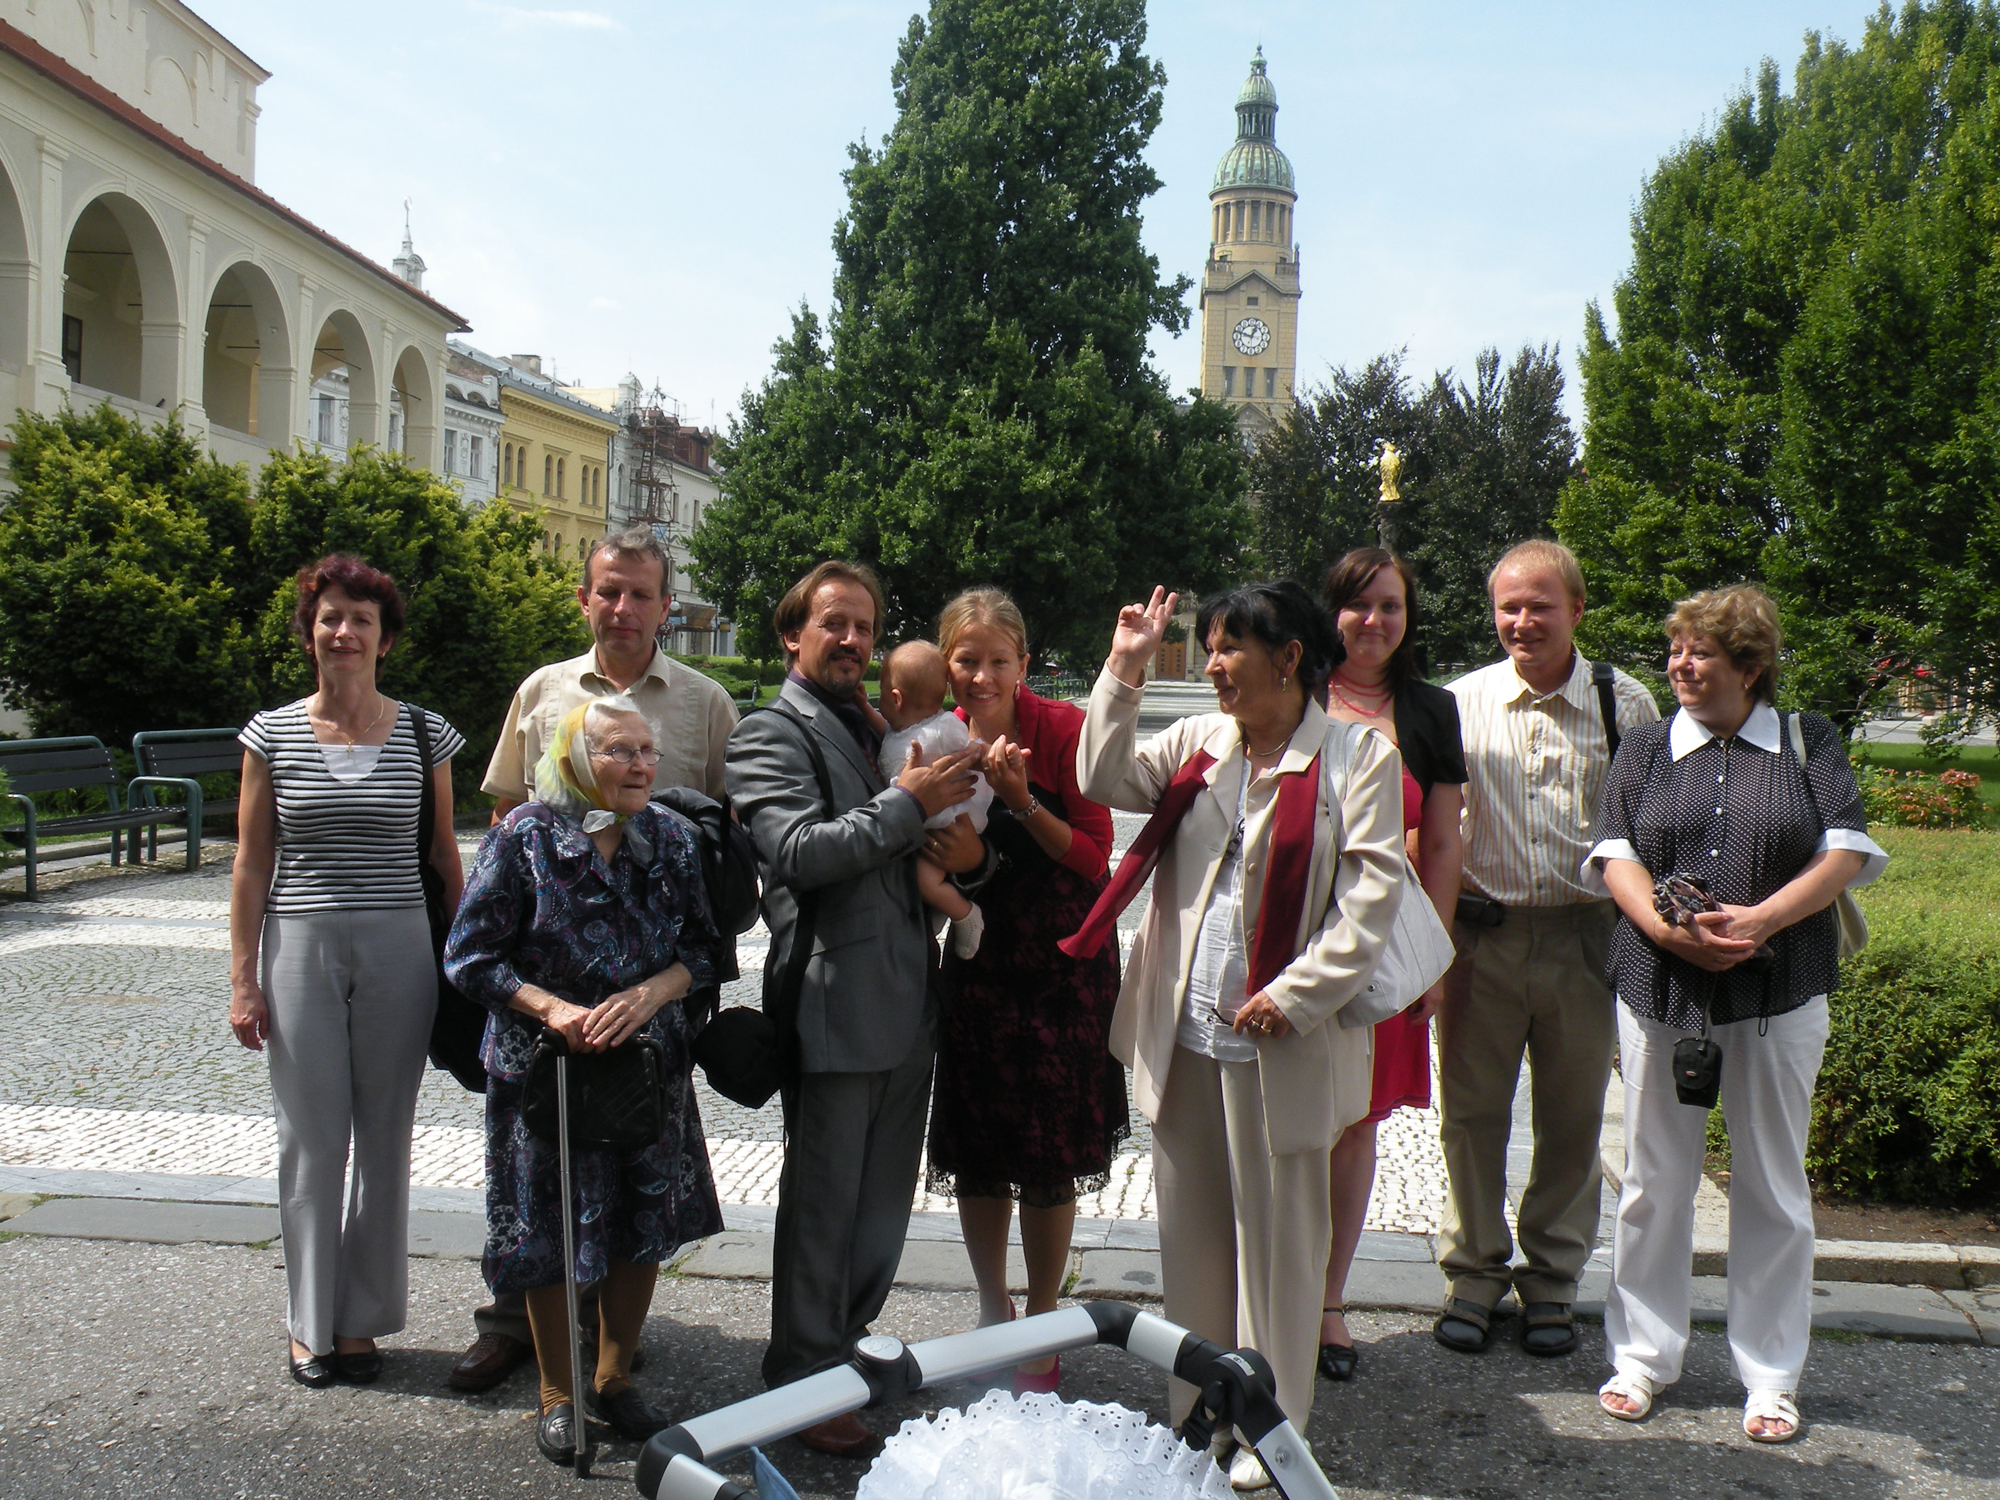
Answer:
[{"left": 1109, "top": 586, "right": 1180, "bottom": 684}]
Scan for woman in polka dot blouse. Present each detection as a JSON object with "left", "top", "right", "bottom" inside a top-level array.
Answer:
[{"left": 1581, "top": 584, "right": 1885, "bottom": 1445}]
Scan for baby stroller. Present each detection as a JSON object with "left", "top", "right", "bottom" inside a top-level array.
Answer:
[{"left": 631, "top": 1301, "right": 1339, "bottom": 1500}]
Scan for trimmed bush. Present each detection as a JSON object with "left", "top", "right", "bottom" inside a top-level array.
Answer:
[{"left": 1808, "top": 828, "right": 2000, "bottom": 1205}]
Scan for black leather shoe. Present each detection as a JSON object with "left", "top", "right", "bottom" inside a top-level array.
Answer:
[
  {"left": 1316, "top": 1341, "right": 1358, "bottom": 1381},
  {"left": 536, "top": 1404, "right": 578, "bottom": 1466},
  {"left": 329, "top": 1350, "right": 384, "bottom": 1384},
  {"left": 289, "top": 1352, "right": 337, "bottom": 1389},
  {"left": 585, "top": 1384, "right": 672, "bottom": 1441}
]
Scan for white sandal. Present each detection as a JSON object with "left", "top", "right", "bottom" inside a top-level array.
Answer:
[
  {"left": 1743, "top": 1390, "right": 1802, "bottom": 1443},
  {"left": 1598, "top": 1372, "right": 1661, "bottom": 1422}
]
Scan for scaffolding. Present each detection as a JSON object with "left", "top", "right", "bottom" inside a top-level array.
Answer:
[{"left": 621, "top": 383, "right": 684, "bottom": 546}]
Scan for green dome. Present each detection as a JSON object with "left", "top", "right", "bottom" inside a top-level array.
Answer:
[
  {"left": 1237, "top": 47, "right": 1278, "bottom": 108},
  {"left": 1213, "top": 49, "right": 1293, "bottom": 193},
  {"left": 1213, "top": 139, "right": 1295, "bottom": 193}
]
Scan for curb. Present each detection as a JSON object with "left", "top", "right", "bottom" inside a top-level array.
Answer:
[{"left": 1599, "top": 1070, "right": 1999, "bottom": 1292}]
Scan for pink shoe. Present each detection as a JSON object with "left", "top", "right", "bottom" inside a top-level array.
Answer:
[{"left": 1012, "top": 1354, "right": 1061, "bottom": 1395}]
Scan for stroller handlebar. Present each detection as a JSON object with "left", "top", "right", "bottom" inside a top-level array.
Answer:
[{"left": 636, "top": 1300, "right": 1336, "bottom": 1500}]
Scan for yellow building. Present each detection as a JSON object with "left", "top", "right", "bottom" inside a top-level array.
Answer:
[
  {"left": 456, "top": 343, "right": 616, "bottom": 562},
  {"left": 1200, "top": 49, "right": 1300, "bottom": 434}
]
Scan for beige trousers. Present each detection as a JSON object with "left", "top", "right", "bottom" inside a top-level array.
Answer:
[
  {"left": 1154, "top": 1046, "right": 1332, "bottom": 1429},
  {"left": 1436, "top": 900, "right": 1616, "bottom": 1308}
]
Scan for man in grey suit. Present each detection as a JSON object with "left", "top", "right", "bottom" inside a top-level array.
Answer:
[{"left": 725, "top": 560, "right": 984, "bottom": 1457}]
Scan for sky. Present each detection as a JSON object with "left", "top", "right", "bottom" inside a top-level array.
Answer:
[{"left": 191, "top": 0, "right": 1894, "bottom": 435}]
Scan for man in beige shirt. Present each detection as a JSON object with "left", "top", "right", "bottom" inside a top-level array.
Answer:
[
  {"left": 1436, "top": 540, "right": 1659, "bottom": 1358},
  {"left": 449, "top": 525, "right": 739, "bottom": 1393},
  {"left": 482, "top": 528, "right": 739, "bottom": 809}
]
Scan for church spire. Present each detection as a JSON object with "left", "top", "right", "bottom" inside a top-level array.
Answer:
[{"left": 392, "top": 197, "right": 426, "bottom": 291}]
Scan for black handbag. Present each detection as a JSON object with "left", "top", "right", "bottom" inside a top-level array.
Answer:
[
  {"left": 689, "top": 702, "right": 831, "bottom": 1111},
  {"left": 522, "top": 1030, "right": 669, "bottom": 1152},
  {"left": 413, "top": 707, "right": 491, "bottom": 1094}
]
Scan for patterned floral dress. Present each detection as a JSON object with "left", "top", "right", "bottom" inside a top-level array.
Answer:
[
  {"left": 444, "top": 802, "right": 724, "bottom": 1293},
  {"left": 926, "top": 688, "right": 1127, "bottom": 1206}
]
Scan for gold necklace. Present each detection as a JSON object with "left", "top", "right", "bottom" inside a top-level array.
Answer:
[{"left": 311, "top": 693, "right": 388, "bottom": 747}]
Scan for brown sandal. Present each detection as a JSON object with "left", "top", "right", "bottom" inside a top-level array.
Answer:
[
  {"left": 1520, "top": 1302, "right": 1578, "bottom": 1356},
  {"left": 1432, "top": 1298, "right": 1494, "bottom": 1353}
]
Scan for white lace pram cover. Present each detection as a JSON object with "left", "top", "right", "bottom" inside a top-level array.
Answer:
[{"left": 855, "top": 1389, "right": 1231, "bottom": 1500}]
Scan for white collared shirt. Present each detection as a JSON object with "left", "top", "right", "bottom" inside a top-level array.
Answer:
[{"left": 1449, "top": 652, "right": 1661, "bottom": 907}]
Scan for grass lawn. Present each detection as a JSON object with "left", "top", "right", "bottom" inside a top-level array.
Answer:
[
  {"left": 1857, "top": 823, "right": 2000, "bottom": 933},
  {"left": 1852, "top": 740, "right": 2000, "bottom": 812}
]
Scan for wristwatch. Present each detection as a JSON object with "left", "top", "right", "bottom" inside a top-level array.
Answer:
[{"left": 1007, "top": 796, "right": 1040, "bottom": 821}]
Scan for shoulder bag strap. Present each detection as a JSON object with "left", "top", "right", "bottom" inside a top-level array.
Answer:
[
  {"left": 1593, "top": 659, "right": 1621, "bottom": 763},
  {"left": 412, "top": 704, "right": 435, "bottom": 870},
  {"left": 763, "top": 699, "right": 836, "bottom": 1075},
  {"left": 1786, "top": 713, "right": 1822, "bottom": 825}
]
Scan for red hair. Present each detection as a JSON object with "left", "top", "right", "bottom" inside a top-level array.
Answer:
[{"left": 291, "top": 554, "right": 407, "bottom": 659}]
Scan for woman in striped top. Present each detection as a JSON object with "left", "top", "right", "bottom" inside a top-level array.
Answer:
[{"left": 228, "top": 555, "right": 465, "bottom": 1389}]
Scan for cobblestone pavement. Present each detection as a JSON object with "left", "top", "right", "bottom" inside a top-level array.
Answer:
[
  {"left": 0, "top": 807, "right": 1449, "bottom": 1234},
  {"left": 2, "top": 1235, "right": 1995, "bottom": 1500}
]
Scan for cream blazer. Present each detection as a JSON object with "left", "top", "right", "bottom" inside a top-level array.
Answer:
[{"left": 1076, "top": 668, "right": 1407, "bottom": 1155}]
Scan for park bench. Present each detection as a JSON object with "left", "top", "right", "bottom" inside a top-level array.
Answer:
[
  {"left": 130, "top": 727, "right": 244, "bottom": 854},
  {"left": 0, "top": 736, "right": 197, "bottom": 900}
]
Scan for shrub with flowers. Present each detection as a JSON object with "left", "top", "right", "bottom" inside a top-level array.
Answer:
[{"left": 1853, "top": 758, "right": 1988, "bottom": 829}]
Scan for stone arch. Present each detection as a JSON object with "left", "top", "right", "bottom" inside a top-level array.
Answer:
[
  {"left": 390, "top": 343, "right": 436, "bottom": 466},
  {"left": 308, "top": 307, "right": 377, "bottom": 451},
  {"left": 200, "top": 259, "right": 291, "bottom": 439},
  {"left": 0, "top": 154, "right": 31, "bottom": 379},
  {"left": 62, "top": 191, "right": 181, "bottom": 407}
]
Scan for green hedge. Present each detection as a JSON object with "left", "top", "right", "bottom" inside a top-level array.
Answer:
[
  {"left": 676, "top": 654, "right": 879, "bottom": 688},
  {"left": 1807, "top": 828, "right": 2000, "bottom": 1205}
]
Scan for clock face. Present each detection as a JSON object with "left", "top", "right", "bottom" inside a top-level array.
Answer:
[{"left": 1232, "top": 316, "right": 1272, "bottom": 356}]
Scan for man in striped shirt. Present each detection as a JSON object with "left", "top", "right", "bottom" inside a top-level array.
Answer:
[{"left": 1435, "top": 540, "right": 1660, "bottom": 1358}]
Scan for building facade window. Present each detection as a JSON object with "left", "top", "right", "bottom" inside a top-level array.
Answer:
[
  {"left": 61, "top": 314, "right": 83, "bottom": 382},
  {"left": 557, "top": 458, "right": 566, "bottom": 498},
  {"left": 1222, "top": 366, "right": 1235, "bottom": 397},
  {"left": 470, "top": 436, "right": 483, "bottom": 481},
  {"left": 503, "top": 444, "right": 512, "bottom": 486},
  {"left": 544, "top": 454, "right": 553, "bottom": 495},
  {"left": 1265, "top": 367, "right": 1276, "bottom": 399},
  {"left": 442, "top": 429, "right": 456, "bottom": 474}
]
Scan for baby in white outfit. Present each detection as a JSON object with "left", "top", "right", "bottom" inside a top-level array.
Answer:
[{"left": 876, "top": 641, "right": 991, "bottom": 958}]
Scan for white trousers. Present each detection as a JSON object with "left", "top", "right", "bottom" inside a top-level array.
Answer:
[
  {"left": 1154, "top": 1047, "right": 1332, "bottom": 1429},
  {"left": 1604, "top": 998, "right": 1828, "bottom": 1393}
]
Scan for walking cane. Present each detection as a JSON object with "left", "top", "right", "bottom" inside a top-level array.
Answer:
[{"left": 555, "top": 1047, "right": 594, "bottom": 1478}]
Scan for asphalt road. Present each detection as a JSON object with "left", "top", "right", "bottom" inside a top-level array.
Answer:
[{"left": 2, "top": 1236, "right": 1994, "bottom": 1500}]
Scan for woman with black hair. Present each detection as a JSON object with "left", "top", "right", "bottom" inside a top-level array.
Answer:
[
  {"left": 1072, "top": 583, "right": 1407, "bottom": 1491},
  {"left": 1314, "top": 549, "right": 1466, "bottom": 1381}
]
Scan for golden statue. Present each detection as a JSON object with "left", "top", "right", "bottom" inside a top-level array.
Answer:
[{"left": 1377, "top": 442, "right": 1403, "bottom": 505}]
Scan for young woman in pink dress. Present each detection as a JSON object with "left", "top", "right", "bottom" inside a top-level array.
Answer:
[{"left": 1315, "top": 548, "right": 1466, "bottom": 1380}]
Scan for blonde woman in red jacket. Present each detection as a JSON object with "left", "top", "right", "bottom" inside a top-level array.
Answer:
[{"left": 924, "top": 589, "right": 1125, "bottom": 1398}]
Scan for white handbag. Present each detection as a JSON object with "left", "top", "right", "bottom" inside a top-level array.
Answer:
[
  {"left": 1341, "top": 855, "right": 1456, "bottom": 1029},
  {"left": 1316, "top": 726, "right": 1458, "bottom": 1030}
]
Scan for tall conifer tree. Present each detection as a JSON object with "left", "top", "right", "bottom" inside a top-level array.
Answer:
[{"left": 693, "top": 0, "right": 1248, "bottom": 659}]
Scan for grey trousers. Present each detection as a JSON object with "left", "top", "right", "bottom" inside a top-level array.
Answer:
[
  {"left": 762, "top": 1008, "right": 936, "bottom": 1389},
  {"left": 264, "top": 907, "right": 437, "bottom": 1354}
]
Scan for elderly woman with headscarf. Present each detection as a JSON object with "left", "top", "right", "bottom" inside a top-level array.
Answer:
[{"left": 445, "top": 694, "right": 723, "bottom": 1466}]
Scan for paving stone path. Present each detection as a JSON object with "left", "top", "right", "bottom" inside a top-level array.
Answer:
[{"left": 0, "top": 806, "right": 1449, "bottom": 1234}]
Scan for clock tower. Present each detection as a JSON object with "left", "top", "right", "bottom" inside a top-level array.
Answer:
[{"left": 1200, "top": 48, "right": 1299, "bottom": 434}]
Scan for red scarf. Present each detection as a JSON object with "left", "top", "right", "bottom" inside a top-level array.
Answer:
[{"left": 1062, "top": 747, "right": 1323, "bottom": 998}]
